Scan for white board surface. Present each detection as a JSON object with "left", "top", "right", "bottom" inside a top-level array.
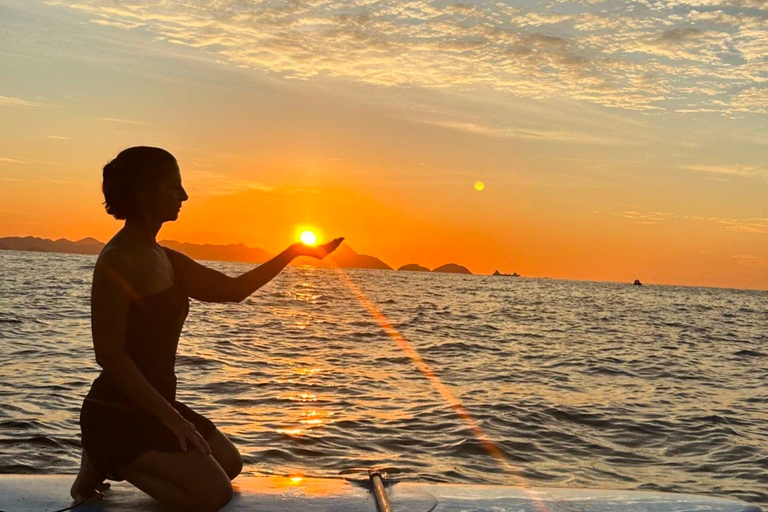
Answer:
[{"left": 0, "top": 475, "right": 760, "bottom": 512}]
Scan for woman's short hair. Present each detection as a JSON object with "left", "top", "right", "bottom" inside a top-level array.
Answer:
[{"left": 102, "top": 146, "right": 177, "bottom": 220}]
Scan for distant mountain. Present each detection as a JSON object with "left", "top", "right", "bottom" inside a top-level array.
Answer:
[
  {"left": 398, "top": 263, "right": 430, "bottom": 272},
  {"left": 75, "top": 237, "right": 102, "bottom": 246},
  {"left": 0, "top": 236, "right": 394, "bottom": 271},
  {"left": 433, "top": 263, "right": 472, "bottom": 274},
  {"left": 159, "top": 240, "right": 270, "bottom": 263},
  {"left": 0, "top": 236, "right": 104, "bottom": 255},
  {"left": 293, "top": 244, "right": 392, "bottom": 270}
]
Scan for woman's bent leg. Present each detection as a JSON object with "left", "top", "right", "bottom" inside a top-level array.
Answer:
[
  {"left": 118, "top": 448, "right": 233, "bottom": 512},
  {"left": 205, "top": 428, "right": 243, "bottom": 480}
]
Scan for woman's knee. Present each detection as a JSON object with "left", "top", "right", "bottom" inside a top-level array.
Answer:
[
  {"left": 225, "top": 448, "right": 243, "bottom": 480},
  {"left": 207, "top": 429, "right": 243, "bottom": 480},
  {"left": 124, "top": 449, "right": 234, "bottom": 512}
]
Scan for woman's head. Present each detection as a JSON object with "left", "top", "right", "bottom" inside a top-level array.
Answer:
[{"left": 102, "top": 146, "right": 188, "bottom": 222}]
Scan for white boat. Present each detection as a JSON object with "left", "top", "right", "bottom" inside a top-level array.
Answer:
[{"left": 0, "top": 473, "right": 761, "bottom": 512}]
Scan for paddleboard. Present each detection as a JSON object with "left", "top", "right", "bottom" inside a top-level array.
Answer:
[{"left": 0, "top": 475, "right": 760, "bottom": 512}]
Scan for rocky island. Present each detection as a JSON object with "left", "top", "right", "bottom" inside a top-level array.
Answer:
[
  {"left": 397, "top": 264, "right": 430, "bottom": 272},
  {"left": 432, "top": 263, "right": 472, "bottom": 274}
]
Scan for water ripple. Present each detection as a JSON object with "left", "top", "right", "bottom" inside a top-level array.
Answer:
[{"left": 0, "top": 250, "right": 766, "bottom": 507}]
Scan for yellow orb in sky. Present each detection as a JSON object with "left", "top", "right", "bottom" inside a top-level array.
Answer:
[
  {"left": 474, "top": 181, "right": 485, "bottom": 191},
  {"left": 300, "top": 230, "right": 317, "bottom": 245}
]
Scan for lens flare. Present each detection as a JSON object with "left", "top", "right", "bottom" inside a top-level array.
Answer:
[{"left": 329, "top": 265, "right": 555, "bottom": 512}]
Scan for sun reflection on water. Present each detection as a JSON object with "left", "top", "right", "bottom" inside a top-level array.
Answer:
[
  {"left": 287, "top": 393, "right": 317, "bottom": 402},
  {"left": 293, "top": 368, "right": 324, "bottom": 376},
  {"left": 276, "top": 428, "right": 303, "bottom": 436}
]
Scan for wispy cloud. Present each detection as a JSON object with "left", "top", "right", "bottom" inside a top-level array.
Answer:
[
  {"left": 618, "top": 211, "right": 676, "bottom": 224},
  {"left": 87, "top": 18, "right": 145, "bottom": 30},
  {"left": 0, "top": 95, "right": 49, "bottom": 108},
  {"left": 601, "top": 210, "right": 768, "bottom": 233},
  {"left": 0, "top": 157, "right": 30, "bottom": 164},
  {"left": 414, "top": 117, "right": 637, "bottom": 145},
  {"left": 703, "top": 217, "right": 768, "bottom": 234},
  {"left": 44, "top": 0, "right": 768, "bottom": 114},
  {"left": 0, "top": 156, "right": 63, "bottom": 166},
  {"left": 734, "top": 254, "right": 768, "bottom": 269},
  {"left": 0, "top": 177, "right": 34, "bottom": 182},
  {"left": 97, "top": 117, "right": 148, "bottom": 125},
  {"left": 183, "top": 169, "right": 274, "bottom": 196},
  {"left": 684, "top": 164, "right": 768, "bottom": 179}
]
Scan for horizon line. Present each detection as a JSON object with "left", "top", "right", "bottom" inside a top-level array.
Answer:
[{"left": 0, "top": 234, "right": 764, "bottom": 293}]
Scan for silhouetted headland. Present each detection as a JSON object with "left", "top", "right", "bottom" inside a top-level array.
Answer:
[
  {"left": 1, "top": 237, "right": 481, "bottom": 274},
  {"left": 0, "top": 236, "right": 392, "bottom": 271},
  {"left": 0, "top": 236, "right": 104, "bottom": 255},
  {"left": 398, "top": 263, "right": 431, "bottom": 272},
  {"left": 292, "top": 244, "right": 391, "bottom": 270}
]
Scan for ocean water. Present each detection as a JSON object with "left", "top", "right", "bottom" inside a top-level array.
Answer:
[{"left": 0, "top": 250, "right": 766, "bottom": 506}]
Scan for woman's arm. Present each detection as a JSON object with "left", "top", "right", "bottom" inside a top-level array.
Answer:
[
  {"left": 91, "top": 250, "right": 210, "bottom": 453},
  {"left": 167, "top": 238, "right": 344, "bottom": 303}
]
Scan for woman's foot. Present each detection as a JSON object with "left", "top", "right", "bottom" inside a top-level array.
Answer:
[{"left": 70, "top": 449, "right": 108, "bottom": 502}]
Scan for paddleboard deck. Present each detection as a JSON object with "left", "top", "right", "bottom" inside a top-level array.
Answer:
[{"left": 0, "top": 475, "right": 761, "bottom": 512}]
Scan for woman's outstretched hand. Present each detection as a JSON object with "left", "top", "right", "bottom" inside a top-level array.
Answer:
[
  {"left": 290, "top": 237, "right": 345, "bottom": 260},
  {"left": 162, "top": 412, "right": 212, "bottom": 454}
]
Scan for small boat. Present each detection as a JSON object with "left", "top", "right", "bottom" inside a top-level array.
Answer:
[
  {"left": 0, "top": 472, "right": 760, "bottom": 512},
  {"left": 493, "top": 270, "right": 520, "bottom": 277}
]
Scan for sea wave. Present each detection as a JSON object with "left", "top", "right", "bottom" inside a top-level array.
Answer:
[{"left": 0, "top": 250, "right": 766, "bottom": 506}]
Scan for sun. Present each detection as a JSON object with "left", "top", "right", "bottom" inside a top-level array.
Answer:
[
  {"left": 474, "top": 181, "right": 485, "bottom": 191},
  {"left": 300, "top": 230, "right": 317, "bottom": 246}
]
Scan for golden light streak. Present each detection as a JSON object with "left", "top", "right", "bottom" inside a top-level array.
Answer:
[
  {"left": 330, "top": 263, "right": 554, "bottom": 512},
  {"left": 331, "top": 267, "right": 516, "bottom": 473}
]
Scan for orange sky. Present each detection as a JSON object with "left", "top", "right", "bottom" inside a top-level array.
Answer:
[{"left": 1, "top": 1, "right": 766, "bottom": 290}]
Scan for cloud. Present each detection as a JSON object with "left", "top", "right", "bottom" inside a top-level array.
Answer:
[
  {"left": 734, "top": 254, "right": 768, "bottom": 269},
  {"left": 183, "top": 169, "right": 274, "bottom": 196},
  {"left": 0, "top": 157, "right": 30, "bottom": 164},
  {"left": 0, "top": 156, "right": 63, "bottom": 166},
  {"left": 704, "top": 217, "right": 768, "bottom": 233},
  {"left": 683, "top": 164, "right": 768, "bottom": 179},
  {"left": 43, "top": 0, "right": 768, "bottom": 113},
  {"left": 602, "top": 210, "right": 768, "bottom": 233},
  {"left": 619, "top": 211, "right": 676, "bottom": 224},
  {"left": 415, "top": 117, "right": 636, "bottom": 145},
  {"left": 730, "top": 87, "right": 768, "bottom": 114},
  {"left": 88, "top": 18, "right": 145, "bottom": 29},
  {"left": 0, "top": 95, "right": 49, "bottom": 108},
  {"left": 96, "top": 117, "right": 148, "bottom": 125}
]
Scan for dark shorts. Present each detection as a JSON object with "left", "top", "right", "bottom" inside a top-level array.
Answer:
[{"left": 80, "top": 397, "right": 217, "bottom": 481}]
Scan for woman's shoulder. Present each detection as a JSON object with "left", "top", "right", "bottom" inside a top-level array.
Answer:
[
  {"left": 94, "top": 240, "right": 173, "bottom": 297},
  {"left": 96, "top": 240, "right": 130, "bottom": 273}
]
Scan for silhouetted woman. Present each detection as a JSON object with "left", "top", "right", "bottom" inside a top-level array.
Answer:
[{"left": 70, "top": 147, "right": 343, "bottom": 512}]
